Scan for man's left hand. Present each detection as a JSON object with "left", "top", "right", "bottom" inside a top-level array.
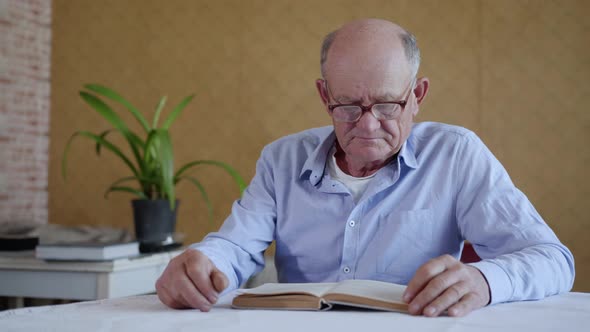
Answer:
[{"left": 402, "top": 254, "right": 490, "bottom": 317}]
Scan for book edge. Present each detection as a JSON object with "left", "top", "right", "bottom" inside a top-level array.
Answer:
[
  {"left": 231, "top": 293, "right": 323, "bottom": 311},
  {"left": 323, "top": 293, "right": 409, "bottom": 312}
]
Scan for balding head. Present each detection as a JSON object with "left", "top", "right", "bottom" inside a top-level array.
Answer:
[{"left": 320, "top": 19, "right": 420, "bottom": 80}]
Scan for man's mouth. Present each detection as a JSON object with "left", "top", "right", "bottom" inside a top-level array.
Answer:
[{"left": 355, "top": 137, "right": 380, "bottom": 140}]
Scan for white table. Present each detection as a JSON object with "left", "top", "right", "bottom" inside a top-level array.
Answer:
[
  {"left": 0, "top": 291, "right": 588, "bottom": 332},
  {"left": 0, "top": 249, "right": 182, "bottom": 302}
]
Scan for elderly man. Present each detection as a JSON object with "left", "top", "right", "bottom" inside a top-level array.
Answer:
[{"left": 156, "top": 18, "right": 574, "bottom": 317}]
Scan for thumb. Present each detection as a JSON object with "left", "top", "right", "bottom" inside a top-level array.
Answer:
[{"left": 211, "top": 268, "right": 229, "bottom": 293}]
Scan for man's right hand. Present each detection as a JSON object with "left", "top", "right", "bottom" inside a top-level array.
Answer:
[{"left": 156, "top": 248, "right": 229, "bottom": 311}]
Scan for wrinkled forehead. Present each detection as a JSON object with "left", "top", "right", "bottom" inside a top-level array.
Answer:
[
  {"left": 326, "top": 60, "right": 412, "bottom": 102},
  {"left": 325, "top": 35, "right": 413, "bottom": 100}
]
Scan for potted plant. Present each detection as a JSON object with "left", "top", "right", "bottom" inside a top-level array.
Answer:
[{"left": 62, "top": 84, "right": 246, "bottom": 252}]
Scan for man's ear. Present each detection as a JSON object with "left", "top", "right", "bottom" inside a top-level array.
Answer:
[
  {"left": 413, "top": 77, "right": 429, "bottom": 105},
  {"left": 316, "top": 79, "right": 330, "bottom": 113}
]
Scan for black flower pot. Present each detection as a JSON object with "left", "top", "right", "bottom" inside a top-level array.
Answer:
[{"left": 132, "top": 199, "right": 181, "bottom": 253}]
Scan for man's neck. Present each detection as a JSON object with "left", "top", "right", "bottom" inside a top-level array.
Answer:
[{"left": 334, "top": 145, "right": 396, "bottom": 177}]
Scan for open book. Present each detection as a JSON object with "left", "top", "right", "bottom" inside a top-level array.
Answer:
[{"left": 232, "top": 279, "right": 408, "bottom": 312}]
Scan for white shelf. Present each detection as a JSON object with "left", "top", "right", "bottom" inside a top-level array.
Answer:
[{"left": 0, "top": 249, "right": 183, "bottom": 300}]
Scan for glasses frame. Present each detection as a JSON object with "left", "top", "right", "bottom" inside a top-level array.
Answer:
[{"left": 324, "top": 77, "right": 416, "bottom": 122}]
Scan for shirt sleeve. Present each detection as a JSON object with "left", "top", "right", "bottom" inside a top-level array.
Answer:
[
  {"left": 190, "top": 145, "right": 277, "bottom": 293},
  {"left": 454, "top": 132, "right": 575, "bottom": 304}
]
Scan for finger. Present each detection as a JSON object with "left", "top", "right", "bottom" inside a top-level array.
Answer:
[
  {"left": 408, "top": 267, "right": 462, "bottom": 315},
  {"left": 448, "top": 293, "right": 484, "bottom": 317},
  {"left": 185, "top": 261, "right": 219, "bottom": 304},
  {"left": 422, "top": 281, "right": 468, "bottom": 317},
  {"left": 211, "top": 268, "right": 229, "bottom": 293},
  {"left": 404, "top": 255, "right": 455, "bottom": 303},
  {"left": 179, "top": 291, "right": 211, "bottom": 312},
  {"left": 176, "top": 275, "right": 213, "bottom": 311},
  {"left": 156, "top": 274, "right": 190, "bottom": 309},
  {"left": 157, "top": 285, "right": 185, "bottom": 309}
]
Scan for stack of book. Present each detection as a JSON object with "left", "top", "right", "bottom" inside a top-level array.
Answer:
[{"left": 35, "top": 241, "right": 140, "bottom": 261}]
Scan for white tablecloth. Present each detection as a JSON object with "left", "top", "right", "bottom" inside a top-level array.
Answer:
[{"left": 1, "top": 291, "right": 589, "bottom": 332}]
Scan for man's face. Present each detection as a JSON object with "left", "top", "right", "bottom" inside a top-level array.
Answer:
[{"left": 324, "top": 68, "right": 418, "bottom": 166}]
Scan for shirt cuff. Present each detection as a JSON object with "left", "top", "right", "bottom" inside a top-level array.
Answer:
[
  {"left": 469, "top": 260, "right": 514, "bottom": 305},
  {"left": 187, "top": 245, "right": 239, "bottom": 295}
]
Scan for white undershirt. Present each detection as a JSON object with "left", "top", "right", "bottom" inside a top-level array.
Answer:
[{"left": 327, "top": 146, "right": 376, "bottom": 204}]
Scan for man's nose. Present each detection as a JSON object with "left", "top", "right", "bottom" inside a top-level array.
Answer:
[{"left": 355, "top": 108, "right": 381, "bottom": 131}]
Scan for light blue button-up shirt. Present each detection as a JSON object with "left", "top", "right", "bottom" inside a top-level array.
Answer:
[{"left": 192, "top": 122, "right": 574, "bottom": 304}]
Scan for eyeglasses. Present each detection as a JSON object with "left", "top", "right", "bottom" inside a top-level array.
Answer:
[{"left": 324, "top": 78, "right": 416, "bottom": 123}]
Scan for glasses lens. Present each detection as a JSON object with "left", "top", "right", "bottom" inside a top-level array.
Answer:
[
  {"left": 372, "top": 103, "right": 401, "bottom": 119},
  {"left": 333, "top": 105, "right": 361, "bottom": 122}
]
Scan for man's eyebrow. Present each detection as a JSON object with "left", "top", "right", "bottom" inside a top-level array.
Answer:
[
  {"left": 374, "top": 92, "right": 400, "bottom": 101},
  {"left": 334, "top": 96, "right": 361, "bottom": 103},
  {"left": 335, "top": 92, "right": 400, "bottom": 104}
]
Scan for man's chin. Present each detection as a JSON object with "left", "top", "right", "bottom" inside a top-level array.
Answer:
[
  {"left": 350, "top": 138, "right": 385, "bottom": 150},
  {"left": 348, "top": 147, "right": 393, "bottom": 162}
]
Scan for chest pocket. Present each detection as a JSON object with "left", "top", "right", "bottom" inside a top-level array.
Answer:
[{"left": 375, "top": 209, "right": 436, "bottom": 279}]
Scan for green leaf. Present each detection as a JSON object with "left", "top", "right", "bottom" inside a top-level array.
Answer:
[
  {"left": 155, "top": 129, "right": 175, "bottom": 210},
  {"left": 95, "top": 129, "right": 115, "bottom": 155},
  {"left": 127, "top": 131, "right": 146, "bottom": 150},
  {"left": 104, "top": 186, "right": 148, "bottom": 200},
  {"left": 141, "top": 129, "right": 163, "bottom": 196},
  {"left": 79, "top": 91, "right": 146, "bottom": 174},
  {"left": 103, "top": 176, "right": 138, "bottom": 198},
  {"left": 152, "top": 96, "right": 167, "bottom": 128},
  {"left": 84, "top": 84, "right": 151, "bottom": 132},
  {"left": 176, "top": 175, "right": 214, "bottom": 224},
  {"left": 62, "top": 131, "right": 139, "bottom": 180},
  {"left": 143, "top": 129, "right": 159, "bottom": 164},
  {"left": 175, "top": 160, "right": 247, "bottom": 194},
  {"left": 95, "top": 129, "right": 145, "bottom": 156},
  {"left": 161, "top": 94, "right": 195, "bottom": 129}
]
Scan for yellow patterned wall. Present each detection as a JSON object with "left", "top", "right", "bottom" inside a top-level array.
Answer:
[{"left": 50, "top": 0, "right": 589, "bottom": 291}]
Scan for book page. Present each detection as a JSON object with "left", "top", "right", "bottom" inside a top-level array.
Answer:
[
  {"left": 241, "top": 283, "right": 337, "bottom": 297},
  {"left": 326, "top": 279, "right": 406, "bottom": 303}
]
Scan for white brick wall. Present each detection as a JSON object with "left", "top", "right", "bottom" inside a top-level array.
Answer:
[{"left": 0, "top": 0, "right": 51, "bottom": 226}]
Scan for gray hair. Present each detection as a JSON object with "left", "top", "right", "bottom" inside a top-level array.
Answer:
[{"left": 320, "top": 28, "right": 421, "bottom": 78}]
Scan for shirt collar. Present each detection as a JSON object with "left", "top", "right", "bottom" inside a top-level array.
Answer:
[
  {"left": 300, "top": 131, "right": 337, "bottom": 186},
  {"left": 398, "top": 134, "right": 418, "bottom": 169},
  {"left": 299, "top": 129, "right": 419, "bottom": 185}
]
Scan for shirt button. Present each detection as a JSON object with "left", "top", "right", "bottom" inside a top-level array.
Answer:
[
  {"left": 348, "top": 220, "right": 356, "bottom": 227},
  {"left": 343, "top": 266, "right": 351, "bottom": 273}
]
